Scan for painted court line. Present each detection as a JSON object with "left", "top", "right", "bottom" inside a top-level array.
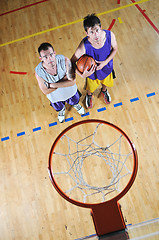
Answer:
[
  {"left": 0, "top": 0, "right": 149, "bottom": 47},
  {"left": 127, "top": 217, "right": 159, "bottom": 229},
  {"left": 65, "top": 117, "right": 73, "bottom": 122},
  {"left": 76, "top": 218, "right": 159, "bottom": 240},
  {"left": 1, "top": 90, "right": 157, "bottom": 142},
  {"left": 130, "top": 231, "right": 159, "bottom": 240},
  {"left": 10, "top": 71, "right": 27, "bottom": 75},
  {"left": 0, "top": 0, "right": 49, "bottom": 17},
  {"left": 33, "top": 127, "right": 41, "bottom": 132},
  {"left": 130, "top": 97, "right": 139, "bottom": 102},
  {"left": 131, "top": 0, "right": 159, "bottom": 35},
  {"left": 1, "top": 136, "right": 10, "bottom": 142},
  {"left": 114, "top": 102, "right": 123, "bottom": 107},
  {"left": 97, "top": 107, "right": 106, "bottom": 112},
  {"left": 76, "top": 229, "right": 159, "bottom": 240},
  {"left": 75, "top": 233, "right": 96, "bottom": 240},
  {"left": 146, "top": 92, "right": 155, "bottom": 97},
  {"left": 49, "top": 122, "right": 57, "bottom": 127},
  {"left": 118, "top": 17, "right": 123, "bottom": 24},
  {"left": 81, "top": 112, "right": 90, "bottom": 117},
  {"left": 108, "top": 19, "right": 116, "bottom": 30},
  {"left": 17, "top": 131, "right": 25, "bottom": 137},
  {"left": 97, "top": 0, "right": 149, "bottom": 17}
]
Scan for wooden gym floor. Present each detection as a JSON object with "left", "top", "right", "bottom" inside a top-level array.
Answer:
[{"left": 0, "top": 0, "right": 159, "bottom": 239}]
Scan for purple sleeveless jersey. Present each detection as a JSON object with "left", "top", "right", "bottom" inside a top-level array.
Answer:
[{"left": 83, "top": 30, "right": 113, "bottom": 80}]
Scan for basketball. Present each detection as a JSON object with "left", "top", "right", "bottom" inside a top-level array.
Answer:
[{"left": 77, "top": 55, "right": 96, "bottom": 73}]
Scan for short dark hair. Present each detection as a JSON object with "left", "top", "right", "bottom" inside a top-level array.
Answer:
[
  {"left": 38, "top": 42, "right": 54, "bottom": 56},
  {"left": 83, "top": 14, "right": 101, "bottom": 32}
]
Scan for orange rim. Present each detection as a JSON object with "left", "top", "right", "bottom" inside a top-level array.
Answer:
[{"left": 48, "top": 119, "right": 138, "bottom": 208}]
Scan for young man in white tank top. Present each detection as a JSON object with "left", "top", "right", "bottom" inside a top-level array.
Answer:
[{"left": 35, "top": 42, "right": 85, "bottom": 123}]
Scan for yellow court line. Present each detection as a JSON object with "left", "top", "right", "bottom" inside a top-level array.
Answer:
[
  {"left": 0, "top": 0, "right": 149, "bottom": 48},
  {"left": 118, "top": 17, "right": 123, "bottom": 24},
  {"left": 97, "top": 0, "right": 149, "bottom": 16}
]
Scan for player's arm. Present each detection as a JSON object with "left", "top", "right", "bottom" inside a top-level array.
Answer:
[
  {"left": 35, "top": 72, "right": 76, "bottom": 95},
  {"left": 71, "top": 40, "right": 96, "bottom": 78},
  {"left": 65, "top": 57, "right": 75, "bottom": 80},
  {"left": 107, "top": 31, "right": 118, "bottom": 63},
  {"left": 96, "top": 31, "right": 118, "bottom": 71},
  {"left": 35, "top": 72, "right": 57, "bottom": 94},
  {"left": 71, "top": 40, "right": 85, "bottom": 77}
]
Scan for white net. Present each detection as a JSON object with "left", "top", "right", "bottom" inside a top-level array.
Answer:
[{"left": 51, "top": 122, "right": 134, "bottom": 204}]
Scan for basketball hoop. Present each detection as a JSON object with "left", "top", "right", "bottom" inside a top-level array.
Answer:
[{"left": 48, "top": 119, "right": 138, "bottom": 237}]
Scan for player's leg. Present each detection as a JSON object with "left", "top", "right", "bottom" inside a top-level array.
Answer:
[
  {"left": 67, "top": 91, "right": 85, "bottom": 115},
  {"left": 86, "top": 78, "right": 100, "bottom": 108},
  {"left": 101, "top": 86, "right": 111, "bottom": 104},
  {"left": 100, "top": 72, "right": 114, "bottom": 104},
  {"left": 86, "top": 90, "right": 93, "bottom": 109},
  {"left": 50, "top": 101, "right": 66, "bottom": 123}
]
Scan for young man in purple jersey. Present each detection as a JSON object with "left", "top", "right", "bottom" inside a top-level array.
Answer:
[{"left": 71, "top": 14, "right": 118, "bottom": 108}]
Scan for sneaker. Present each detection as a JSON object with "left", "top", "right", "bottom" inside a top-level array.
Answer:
[
  {"left": 58, "top": 106, "right": 65, "bottom": 123},
  {"left": 85, "top": 94, "right": 93, "bottom": 108},
  {"left": 101, "top": 89, "right": 111, "bottom": 104},
  {"left": 73, "top": 103, "right": 85, "bottom": 115}
]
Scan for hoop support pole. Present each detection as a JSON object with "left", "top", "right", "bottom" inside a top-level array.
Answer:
[{"left": 91, "top": 200, "right": 126, "bottom": 236}]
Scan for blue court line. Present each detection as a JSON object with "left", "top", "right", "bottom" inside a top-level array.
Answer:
[
  {"left": 49, "top": 122, "right": 57, "bottom": 127},
  {"left": 65, "top": 117, "right": 73, "bottom": 122},
  {"left": 33, "top": 127, "right": 41, "bottom": 132},
  {"left": 1, "top": 136, "right": 10, "bottom": 141},
  {"left": 74, "top": 233, "right": 96, "bottom": 240},
  {"left": 146, "top": 92, "right": 155, "bottom": 97},
  {"left": 126, "top": 223, "right": 132, "bottom": 227},
  {"left": 130, "top": 97, "right": 139, "bottom": 102},
  {"left": 81, "top": 112, "right": 90, "bottom": 117},
  {"left": 17, "top": 131, "right": 25, "bottom": 137},
  {"left": 97, "top": 107, "right": 106, "bottom": 112},
  {"left": 114, "top": 102, "right": 123, "bottom": 107},
  {"left": 1, "top": 91, "right": 158, "bottom": 142},
  {"left": 75, "top": 218, "right": 159, "bottom": 240}
]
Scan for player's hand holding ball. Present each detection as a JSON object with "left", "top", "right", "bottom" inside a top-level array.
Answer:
[
  {"left": 95, "top": 60, "right": 108, "bottom": 71},
  {"left": 77, "top": 55, "right": 96, "bottom": 78}
]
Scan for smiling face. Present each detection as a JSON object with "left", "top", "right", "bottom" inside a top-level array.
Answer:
[
  {"left": 40, "top": 47, "right": 56, "bottom": 68},
  {"left": 86, "top": 24, "right": 102, "bottom": 43}
]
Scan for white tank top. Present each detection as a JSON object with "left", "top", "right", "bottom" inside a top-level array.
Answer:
[{"left": 35, "top": 54, "right": 77, "bottom": 103}]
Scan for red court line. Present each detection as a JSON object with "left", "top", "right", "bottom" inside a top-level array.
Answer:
[
  {"left": 131, "top": 0, "right": 159, "bottom": 34},
  {"left": 10, "top": 71, "right": 27, "bottom": 75},
  {"left": 0, "top": 0, "right": 49, "bottom": 17},
  {"left": 108, "top": 19, "right": 116, "bottom": 30}
]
